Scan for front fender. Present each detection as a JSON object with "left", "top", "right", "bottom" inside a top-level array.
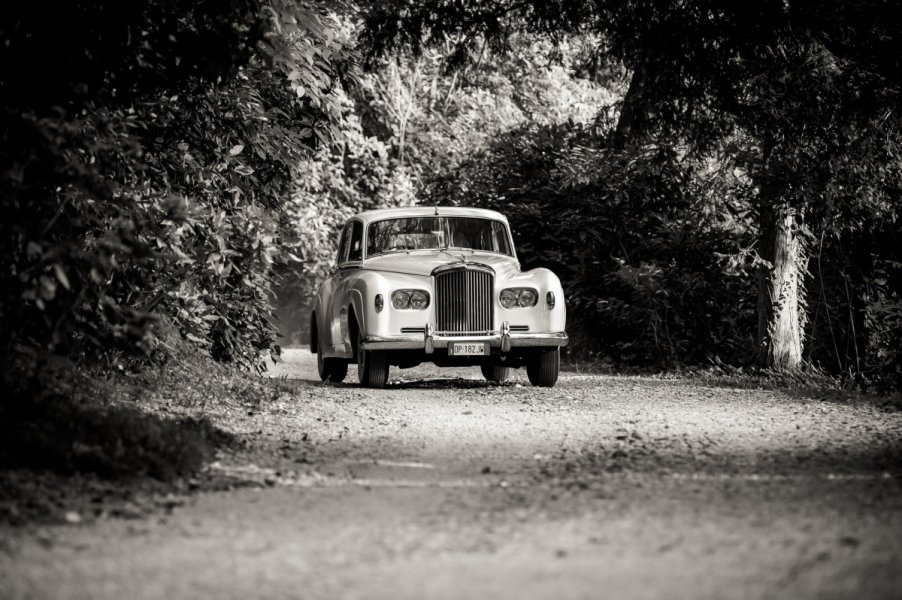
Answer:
[
  {"left": 496, "top": 267, "right": 567, "bottom": 333},
  {"left": 344, "top": 272, "right": 388, "bottom": 349},
  {"left": 346, "top": 271, "right": 434, "bottom": 344}
]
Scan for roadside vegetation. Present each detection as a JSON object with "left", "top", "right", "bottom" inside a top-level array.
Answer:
[{"left": 1, "top": 1, "right": 900, "bottom": 522}]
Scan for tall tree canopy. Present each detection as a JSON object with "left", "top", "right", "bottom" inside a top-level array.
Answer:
[
  {"left": 3, "top": 0, "right": 901, "bottom": 389},
  {"left": 363, "top": 0, "right": 902, "bottom": 372}
]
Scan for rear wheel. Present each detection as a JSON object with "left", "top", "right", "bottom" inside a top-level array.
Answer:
[
  {"left": 526, "top": 347, "right": 560, "bottom": 387},
  {"left": 315, "top": 320, "right": 347, "bottom": 383},
  {"left": 480, "top": 363, "right": 511, "bottom": 384},
  {"left": 357, "top": 330, "right": 389, "bottom": 388}
]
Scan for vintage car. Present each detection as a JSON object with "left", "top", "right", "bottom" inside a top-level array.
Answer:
[{"left": 310, "top": 207, "right": 568, "bottom": 388}]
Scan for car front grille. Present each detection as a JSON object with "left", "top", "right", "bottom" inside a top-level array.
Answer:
[{"left": 434, "top": 266, "right": 494, "bottom": 334}]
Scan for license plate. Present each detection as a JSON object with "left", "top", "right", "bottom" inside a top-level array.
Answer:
[{"left": 449, "top": 342, "right": 487, "bottom": 356}]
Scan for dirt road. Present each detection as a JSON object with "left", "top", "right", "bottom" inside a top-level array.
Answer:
[{"left": 2, "top": 350, "right": 901, "bottom": 599}]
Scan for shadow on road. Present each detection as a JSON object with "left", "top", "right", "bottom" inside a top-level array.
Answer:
[
  {"left": 389, "top": 378, "right": 498, "bottom": 390},
  {"left": 263, "top": 376, "right": 502, "bottom": 391}
]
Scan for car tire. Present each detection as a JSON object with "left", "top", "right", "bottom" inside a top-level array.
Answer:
[
  {"left": 357, "top": 331, "right": 389, "bottom": 388},
  {"left": 526, "top": 347, "right": 560, "bottom": 387},
  {"left": 480, "top": 363, "right": 511, "bottom": 384},
  {"left": 316, "top": 324, "right": 347, "bottom": 383}
]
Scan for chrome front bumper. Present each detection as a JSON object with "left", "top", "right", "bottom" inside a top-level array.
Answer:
[{"left": 360, "top": 321, "right": 569, "bottom": 353}]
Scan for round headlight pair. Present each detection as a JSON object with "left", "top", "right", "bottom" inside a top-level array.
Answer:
[
  {"left": 392, "top": 289, "right": 430, "bottom": 310},
  {"left": 500, "top": 287, "right": 538, "bottom": 309}
]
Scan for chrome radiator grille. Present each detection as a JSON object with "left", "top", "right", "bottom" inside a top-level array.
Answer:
[{"left": 434, "top": 267, "right": 494, "bottom": 333}]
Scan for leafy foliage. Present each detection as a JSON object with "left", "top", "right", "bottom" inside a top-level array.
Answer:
[
  {"left": 273, "top": 90, "right": 418, "bottom": 344},
  {"left": 433, "top": 122, "right": 757, "bottom": 365},
  {"left": 1, "top": 0, "right": 354, "bottom": 372},
  {"left": 362, "top": 0, "right": 902, "bottom": 384},
  {"left": 355, "top": 34, "right": 613, "bottom": 185},
  {"left": 271, "top": 32, "right": 611, "bottom": 344},
  {"left": 807, "top": 224, "right": 902, "bottom": 389},
  {"left": 3, "top": 0, "right": 901, "bottom": 390}
]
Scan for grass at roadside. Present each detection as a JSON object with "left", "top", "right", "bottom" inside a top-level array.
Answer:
[
  {"left": 0, "top": 342, "right": 282, "bottom": 527},
  {"left": 563, "top": 356, "right": 902, "bottom": 411}
]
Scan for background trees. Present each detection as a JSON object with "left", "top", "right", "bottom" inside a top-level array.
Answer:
[
  {"left": 2, "top": 0, "right": 900, "bottom": 389},
  {"left": 361, "top": 0, "right": 902, "bottom": 386},
  {"left": 272, "top": 32, "right": 611, "bottom": 343}
]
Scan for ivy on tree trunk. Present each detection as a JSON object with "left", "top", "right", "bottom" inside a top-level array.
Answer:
[{"left": 757, "top": 204, "right": 806, "bottom": 369}]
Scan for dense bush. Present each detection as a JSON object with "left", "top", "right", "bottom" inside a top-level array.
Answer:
[
  {"left": 1, "top": 1, "right": 353, "bottom": 373},
  {"left": 431, "top": 118, "right": 902, "bottom": 386},
  {"left": 431, "top": 122, "right": 758, "bottom": 367},
  {"left": 806, "top": 225, "right": 902, "bottom": 389}
]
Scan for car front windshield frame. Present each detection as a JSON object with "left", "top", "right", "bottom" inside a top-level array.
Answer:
[{"left": 366, "top": 216, "right": 514, "bottom": 259}]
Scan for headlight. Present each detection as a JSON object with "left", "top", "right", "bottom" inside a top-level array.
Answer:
[
  {"left": 391, "top": 289, "right": 429, "bottom": 310},
  {"left": 409, "top": 290, "right": 430, "bottom": 310},
  {"left": 500, "top": 288, "right": 519, "bottom": 309},
  {"left": 391, "top": 290, "right": 410, "bottom": 310},
  {"left": 500, "top": 287, "right": 538, "bottom": 308},
  {"left": 518, "top": 288, "right": 538, "bottom": 307}
]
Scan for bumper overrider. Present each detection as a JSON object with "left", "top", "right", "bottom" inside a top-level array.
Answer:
[{"left": 360, "top": 321, "right": 569, "bottom": 353}]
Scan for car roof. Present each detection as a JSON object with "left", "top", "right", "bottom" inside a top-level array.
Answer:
[{"left": 353, "top": 206, "right": 509, "bottom": 225}]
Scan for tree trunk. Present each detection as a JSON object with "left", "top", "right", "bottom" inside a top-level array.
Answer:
[
  {"left": 613, "top": 66, "right": 651, "bottom": 151},
  {"left": 757, "top": 204, "right": 805, "bottom": 369}
]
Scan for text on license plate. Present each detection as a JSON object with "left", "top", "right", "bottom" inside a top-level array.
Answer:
[{"left": 450, "top": 342, "right": 487, "bottom": 356}]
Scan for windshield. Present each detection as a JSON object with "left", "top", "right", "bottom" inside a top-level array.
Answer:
[{"left": 366, "top": 217, "right": 513, "bottom": 258}]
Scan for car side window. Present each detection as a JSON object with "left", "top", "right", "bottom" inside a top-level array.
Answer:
[
  {"left": 348, "top": 221, "right": 363, "bottom": 262},
  {"left": 335, "top": 223, "right": 351, "bottom": 266}
]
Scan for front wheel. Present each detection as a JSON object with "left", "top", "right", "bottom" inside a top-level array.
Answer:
[
  {"left": 480, "top": 363, "right": 511, "bottom": 384},
  {"left": 526, "top": 347, "right": 560, "bottom": 388},
  {"left": 357, "top": 331, "right": 389, "bottom": 388}
]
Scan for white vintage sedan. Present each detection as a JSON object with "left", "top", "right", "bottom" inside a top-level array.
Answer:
[{"left": 310, "top": 207, "right": 568, "bottom": 388}]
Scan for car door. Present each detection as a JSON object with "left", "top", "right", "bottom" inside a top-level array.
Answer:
[{"left": 331, "top": 219, "right": 364, "bottom": 356}]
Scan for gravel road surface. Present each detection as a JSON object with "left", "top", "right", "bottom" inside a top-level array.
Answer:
[{"left": 2, "top": 349, "right": 901, "bottom": 599}]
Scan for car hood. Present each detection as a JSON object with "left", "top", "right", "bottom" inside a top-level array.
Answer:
[{"left": 363, "top": 251, "right": 520, "bottom": 278}]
